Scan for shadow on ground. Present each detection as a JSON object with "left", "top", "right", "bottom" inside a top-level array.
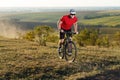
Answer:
[{"left": 77, "top": 68, "right": 120, "bottom": 80}]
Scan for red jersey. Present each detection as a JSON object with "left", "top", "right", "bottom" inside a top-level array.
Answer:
[{"left": 60, "top": 15, "right": 78, "bottom": 30}]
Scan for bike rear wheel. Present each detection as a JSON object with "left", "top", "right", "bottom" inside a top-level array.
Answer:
[{"left": 65, "top": 41, "right": 77, "bottom": 62}]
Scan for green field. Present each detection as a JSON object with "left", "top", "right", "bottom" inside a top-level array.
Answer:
[
  {"left": 79, "top": 10, "right": 120, "bottom": 27},
  {"left": 80, "top": 16, "right": 120, "bottom": 26},
  {"left": 1, "top": 10, "right": 120, "bottom": 27},
  {"left": 0, "top": 11, "right": 102, "bottom": 22}
]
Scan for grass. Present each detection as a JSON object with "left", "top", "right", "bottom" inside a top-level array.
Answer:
[
  {"left": 0, "top": 11, "right": 100, "bottom": 23},
  {"left": 79, "top": 16, "right": 120, "bottom": 27},
  {"left": 1, "top": 12, "right": 66, "bottom": 23},
  {"left": 97, "top": 10, "right": 120, "bottom": 14},
  {"left": 0, "top": 37, "right": 120, "bottom": 80}
]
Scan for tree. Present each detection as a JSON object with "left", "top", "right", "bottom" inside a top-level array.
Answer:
[
  {"left": 75, "top": 28, "right": 99, "bottom": 46},
  {"left": 23, "top": 30, "right": 35, "bottom": 41},
  {"left": 96, "top": 35, "right": 110, "bottom": 47},
  {"left": 114, "top": 31, "right": 120, "bottom": 46},
  {"left": 34, "top": 25, "right": 54, "bottom": 46}
]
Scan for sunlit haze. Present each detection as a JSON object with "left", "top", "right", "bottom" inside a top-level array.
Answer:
[{"left": 0, "top": 0, "right": 120, "bottom": 7}]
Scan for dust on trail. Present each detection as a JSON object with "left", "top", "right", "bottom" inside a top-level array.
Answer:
[{"left": 0, "top": 21, "right": 25, "bottom": 38}]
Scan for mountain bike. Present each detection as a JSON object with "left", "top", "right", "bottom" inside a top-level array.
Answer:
[{"left": 58, "top": 31, "right": 77, "bottom": 62}]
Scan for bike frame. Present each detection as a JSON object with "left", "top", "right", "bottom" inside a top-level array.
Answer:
[{"left": 59, "top": 31, "right": 77, "bottom": 62}]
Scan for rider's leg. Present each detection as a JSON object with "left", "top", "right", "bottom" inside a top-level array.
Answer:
[
  {"left": 58, "top": 39, "right": 64, "bottom": 48},
  {"left": 58, "top": 31, "right": 65, "bottom": 52}
]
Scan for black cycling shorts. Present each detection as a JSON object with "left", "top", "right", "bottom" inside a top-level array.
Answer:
[{"left": 60, "top": 29, "right": 72, "bottom": 39}]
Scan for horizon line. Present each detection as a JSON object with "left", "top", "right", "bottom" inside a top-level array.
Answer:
[{"left": 0, "top": 6, "right": 120, "bottom": 8}]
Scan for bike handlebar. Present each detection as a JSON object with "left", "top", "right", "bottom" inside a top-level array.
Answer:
[{"left": 62, "top": 31, "right": 77, "bottom": 34}]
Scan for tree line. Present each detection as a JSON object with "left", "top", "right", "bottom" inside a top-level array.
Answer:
[{"left": 84, "top": 14, "right": 120, "bottom": 19}]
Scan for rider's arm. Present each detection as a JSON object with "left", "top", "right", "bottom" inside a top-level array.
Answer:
[
  {"left": 57, "top": 20, "right": 63, "bottom": 30},
  {"left": 73, "top": 22, "right": 78, "bottom": 33}
]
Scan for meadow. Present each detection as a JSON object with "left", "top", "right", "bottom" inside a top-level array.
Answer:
[{"left": 0, "top": 37, "right": 120, "bottom": 80}]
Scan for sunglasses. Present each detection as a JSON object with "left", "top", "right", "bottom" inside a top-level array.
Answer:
[{"left": 70, "top": 14, "right": 75, "bottom": 15}]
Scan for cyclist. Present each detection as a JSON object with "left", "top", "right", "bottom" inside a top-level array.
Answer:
[{"left": 57, "top": 9, "right": 78, "bottom": 53}]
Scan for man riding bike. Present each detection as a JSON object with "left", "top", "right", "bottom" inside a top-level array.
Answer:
[{"left": 57, "top": 9, "right": 78, "bottom": 54}]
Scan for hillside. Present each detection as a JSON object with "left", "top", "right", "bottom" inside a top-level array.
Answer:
[
  {"left": 79, "top": 10, "right": 120, "bottom": 27},
  {"left": 80, "top": 16, "right": 120, "bottom": 27},
  {"left": 0, "top": 10, "right": 120, "bottom": 29},
  {"left": 0, "top": 37, "right": 120, "bottom": 80}
]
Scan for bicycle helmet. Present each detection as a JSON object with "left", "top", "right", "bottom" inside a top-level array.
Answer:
[{"left": 70, "top": 9, "right": 76, "bottom": 15}]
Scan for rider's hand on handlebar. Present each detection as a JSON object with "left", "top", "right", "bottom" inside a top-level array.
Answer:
[{"left": 60, "top": 29, "right": 64, "bottom": 32}]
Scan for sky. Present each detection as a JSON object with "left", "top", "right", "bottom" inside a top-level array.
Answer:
[{"left": 0, "top": 0, "right": 120, "bottom": 7}]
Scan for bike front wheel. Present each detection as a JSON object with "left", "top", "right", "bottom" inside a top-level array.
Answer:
[
  {"left": 65, "top": 41, "right": 77, "bottom": 62},
  {"left": 58, "top": 45, "right": 64, "bottom": 59}
]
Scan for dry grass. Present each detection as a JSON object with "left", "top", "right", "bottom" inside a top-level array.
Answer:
[{"left": 0, "top": 37, "right": 120, "bottom": 80}]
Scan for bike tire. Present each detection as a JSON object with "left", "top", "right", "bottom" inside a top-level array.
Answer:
[
  {"left": 64, "top": 41, "right": 77, "bottom": 62},
  {"left": 58, "top": 45, "right": 65, "bottom": 59}
]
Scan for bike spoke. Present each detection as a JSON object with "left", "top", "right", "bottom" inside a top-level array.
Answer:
[{"left": 65, "top": 42, "right": 77, "bottom": 62}]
